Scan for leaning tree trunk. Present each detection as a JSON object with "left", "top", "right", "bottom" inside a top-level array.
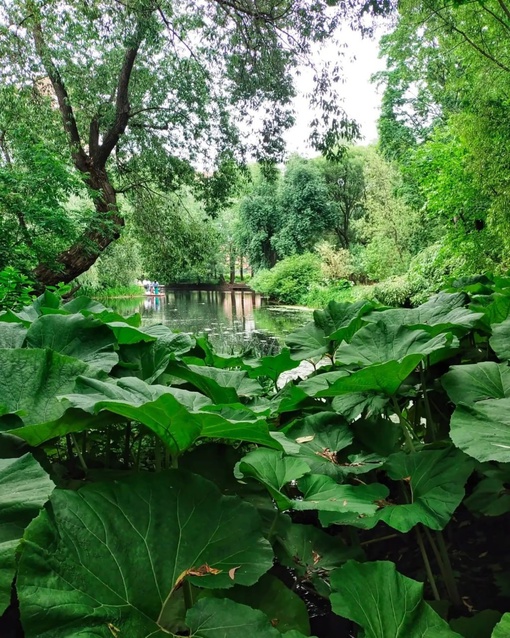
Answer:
[
  {"left": 30, "top": 5, "right": 144, "bottom": 288},
  {"left": 33, "top": 168, "right": 124, "bottom": 287}
]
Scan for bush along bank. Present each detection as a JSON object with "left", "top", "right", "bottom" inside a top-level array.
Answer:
[{"left": 1, "top": 275, "right": 510, "bottom": 636}]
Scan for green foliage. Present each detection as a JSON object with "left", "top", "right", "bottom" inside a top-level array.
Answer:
[
  {"left": 3, "top": 277, "right": 510, "bottom": 634},
  {"left": 272, "top": 157, "right": 332, "bottom": 258},
  {"left": 0, "top": 0, "right": 367, "bottom": 284},
  {"left": 373, "top": 275, "right": 413, "bottom": 307},
  {"left": 250, "top": 253, "right": 322, "bottom": 305},
  {"left": 0, "top": 267, "right": 35, "bottom": 310}
]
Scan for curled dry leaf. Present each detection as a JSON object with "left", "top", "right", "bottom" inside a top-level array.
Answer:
[{"left": 228, "top": 566, "right": 240, "bottom": 580}]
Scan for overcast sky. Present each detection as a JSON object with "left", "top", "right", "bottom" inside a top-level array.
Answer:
[{"left": 284, "top": 27, "right": 387, "bottom": 155}]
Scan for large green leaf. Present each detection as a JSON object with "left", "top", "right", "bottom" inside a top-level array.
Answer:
[
  {"left": 18, "top": 470, "right": 273, "bottom": 637},
  {"left": 0, "top": 454, "right": 54, "bottom": 613},
  {"left": 201, "top": 574, "right": 311, "bottom": 635},
  {"left": 321, "top": 448, "right": 473, "bottom": 532},
  {"left": 450, "top": 610, "right": 502, "bottom": 638},
  {"left": 115, "top": 330, "right": 194, "bottom": 383},
  {"left": 286, "top": 322, "right": 329, "bottom": 361},
  {"left": 284, "top": 412, "right": 353, "bottom": 478},
  {"left": 464, "top": 465, "right": 510, "bottom": 516},
  {"left": 378, "top": 447, "right": 474, "bottom": 531},
  {"left": 62, "top": 376, "right": 278, "bottom": 453},
  {"left": 365, "top": 292, "right": 482, "bottom": 336},
  {"left": 186, "top": 598, "right": 311, "bottom": 638},
  {"left": 244, "top": 348, "right": 301, "bottom": 382},
  {"left": 294, "top": 474, "right": 388, "bottom": 515},
  {"left": 235, "top": 449, "right": 311, "bottom": 509},
  {"left": 471, "top": 293, "right": 510, "bottom": 327},
  {"left": 275, "top": 518, "right": 363, "bottom": 581},
  {"left": 0, "top": 349, "right": 89, "bottom": 427},
  {"left": 0, "top": 322, "right": 27, "bottom": 348},
  {"left": 442, "top": 362, "right": 510, "bottom": 405},
  {"left": 335, "top": 322, "right": 450, "bottom": 368},
  {"left": 167, "top": 362, "right": 262, "bottom": 403},
  {"left": 450, "top": 398, "right": 510, "bottom": 462},
  {"left": 236, "top": 448, "right": 388, "bottom": 515},
  {"left": 299, "top": 357, "right": 422, "bottom": 397},
  {"left": 330, "top": 561, "right": 462, "bottom": 638},
  {"left": 490, "top": 318, "right": 510, "bottom": 360},
  {"left": 25, "top": 313, "right": 118, "bottom": 372},
  {"left": 492, "top": 613, "right": 510, "bottom": 638},
  {"left": 313, "top": 300, "right": 373, "bottom": 341},
  {"left": 61, "top": 296, "right": 108, "bottom": 314},
  {"left": 331, "top": 392, "right": 390, "bottom": 420}
]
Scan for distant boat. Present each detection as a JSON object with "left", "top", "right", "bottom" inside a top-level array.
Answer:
[{"left": 145, "top": 292, "right": 165, "bottom": 297}]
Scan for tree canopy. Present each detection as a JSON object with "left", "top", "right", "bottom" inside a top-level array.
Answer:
[{"left": 0, "top": 0, "right": 387, "bottom": 286}]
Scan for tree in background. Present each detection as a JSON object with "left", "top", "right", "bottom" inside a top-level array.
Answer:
[
  {"left": 237, "top": 168, "right": 281, "bottom": 270},
  {"left": 0, "top": 0, "right": 377, "bottom": 287},
  {"left": 131, "top": 187, "right": 222, "bottom": 284},
  {"left": 355, "top": 147, "right": 425, "bottom": 281},
  {"left": 272, "top": 156, "right": 333, "bottom": 257},
  {"left": 375, "top": 0, "right": 510, "bottom": 274},
  {"left": 314, "top": 149, "right": 366, "bottom": 249}
]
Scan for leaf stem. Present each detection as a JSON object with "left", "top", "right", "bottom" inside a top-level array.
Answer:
[
  {"left": 155, "top": 437, "right": 162, "bottom": 472},
  {"left": 70, "top": 433, "right": 88, "bottom": 472},
  {"left": 391, "top": 397, "right": 416, "bottom": 452},
  {"left": 416, "top": 526, "right": 440, "bottom": 601},
  {"left": 420, "top": 364, "right": 437, "bottom": 441},
  {"left": 183, "top": 580, "right": 194, "bottom": 612},
  {"left": 423, "top": 527, "right": 461, "bottom": 607}
]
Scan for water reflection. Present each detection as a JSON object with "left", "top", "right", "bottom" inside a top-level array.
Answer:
[{"left": 110, "top": 289, "right": 312, "bottom": 355}]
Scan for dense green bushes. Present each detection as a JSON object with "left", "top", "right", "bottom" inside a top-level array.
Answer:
[{"left": 250, "top": 253, "right": 323, "bottom": 305}]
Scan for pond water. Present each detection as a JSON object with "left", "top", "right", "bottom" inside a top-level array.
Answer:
[{"left": 110, "top": 289, "right": 312, "bottom": 355}]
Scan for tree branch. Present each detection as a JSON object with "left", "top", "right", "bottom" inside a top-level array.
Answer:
[
  {"left": 30, "top": 6, "right": 89, "bottom": 173},
  {"left": 431, "top": 7, "right": 510, "bottom": 74},
  {"left": 95, "top": 21, "right": 147, "bottom": 167}
]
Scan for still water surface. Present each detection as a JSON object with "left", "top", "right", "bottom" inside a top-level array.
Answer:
[{"left": 111, "top": 289, "right": 312, "bottom": 355}]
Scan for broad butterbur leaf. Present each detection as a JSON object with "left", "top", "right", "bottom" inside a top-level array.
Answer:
[
  {"left": 236, "top": 448, "right": 387, "bottom": 515},
  {"left": 365, "top": 292, "right": 481, "bottom": 336},
  {"left": 284, "top": 412, "right": 353, "bottom": 478},
  {"left": 25, "top": 313, "right": 118, "bottom": 372},
  {"left": 450, "top": 398, "right": 510, "bottom": 462},
  {"left": 0, "top": 322, "right": 27, "bottom": 348},
  {"left": 330, "top": 561, "right": 462, "bottom": 638},
  {"left": 0, "top": 454, "right": 54, "bottom": 613},
  {"left": 18, "top": 470, "right": 273, "bottom": 637},
  {"left": 313, "top": 300, "right": 373, "bottom": 341},
  {"left": 0, "top": 349, "right": 89, "bottom": 429},
  {"left": 186, "top": 598, "right": 312, "bottom": 638},
  {"left": 245, "top": 348, "right": 300, "bottom": 382},
  {"left": 300, "top": 358, "right": 422, "bottom": 397},
  {"left": 442, "top": 362, "right": 510, "bottom": 405},
  {"left": 335, "top": 322, "right": 450, "bottom": 367},
  {"left": 490, "top": 318, "right": 510, "bottom": 360},
  {"left": 201, "top": 574, "right": 311, "bottom": 635},
  {"left": 321, "top": 448, "right": 473, "bottom": 532},
  {"left": 286, "top": 322, "right": 329, "bottom": 361},
  {"left": 492, "top": 613, "right": 510, "bottom": 637}
]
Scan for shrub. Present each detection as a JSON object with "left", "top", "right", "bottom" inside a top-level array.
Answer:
[
  {"left": 0, "top": 267, "right": 35, "bottom": 310},
  {"left": 373, "top": 275, "right": 413, "bottom": 307},
  {"left": 315, "top": 242, "right": 353, "bottom": 282},
  {"left": 250, "top": 253, "right": 322, "bottom": 305},
  {"left": 303, "top": 280, "right": 354, "bottom": 308}
]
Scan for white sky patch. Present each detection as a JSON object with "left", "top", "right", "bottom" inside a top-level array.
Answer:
[{"left": 284, "top": 27, "right": 387, "bottom": 155}]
